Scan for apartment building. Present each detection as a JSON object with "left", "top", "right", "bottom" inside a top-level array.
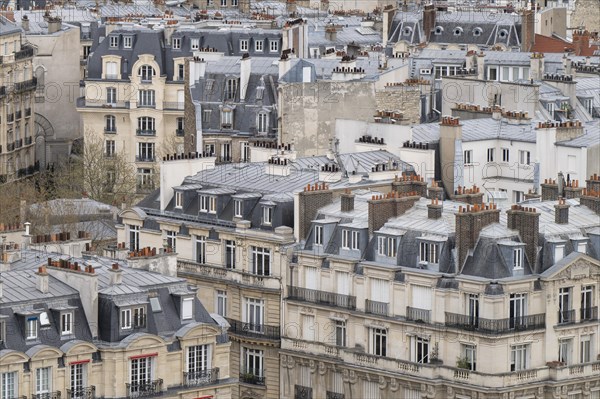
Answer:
[
  {"left": 281, "top": 177, "right": 600, "bottom": 399},
  {"left": 117, "top": 149, "right": 416, "bottom": 399},
  {"left": 0, "top": 240, "right": 234, "bottom": 399},
  {"left": 0, "top": 16, "right": 38, "bottom": 184}
]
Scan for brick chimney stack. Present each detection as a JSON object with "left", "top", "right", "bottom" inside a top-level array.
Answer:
[
  {"left": 439, "top": 116, "right": 463, "bottom": 199},
  {"left": 428, "top": 180, "right": 444, "bottom": 200},
  {"left": 506, "top": 205, "right": 540, "bottom": 273},
  {"left": 422, "top": 4, "right": 436, "bottom": 41},
  {"left": 367, "top": 191, "right": 420, "bottom": 235},
  {"left": 521, "top": 8, "right": 535, "bottom": 52},
  {"left": 453, "top": 185, "right": 484, "bottom": 205},
  {"left": 455, "top": 203, "right": 500, "bottom": 268},
  {"left": 541, "top": 178, "right": 559, "bottom": 200},
  {"left": 36, "top": 265, "right": 49, "bottom": 294},
  {"left": 392, "top": 173, "right": 427, "bottom": 197},
  {"left": 554, "top": 197, "right": 570, "bottom": 224},
  {"left": 427, "top": 198, "right": 443, "bottom": 219},
  {"left": 340, "top": 189, "right": 355, "bottom": 212},
  {"left": 298, "top": 183, "right": 333, "bottom": 240}
]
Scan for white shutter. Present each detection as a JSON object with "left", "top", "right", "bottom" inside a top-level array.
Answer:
[
  {"left": 336, "top": 271, "right": 349, "bottom": 295},
  {"left": 305, "top": 267, "right": 318, "bottom": 290},
  {"left": 412, "top": 285, "right": 432, "bottom": 310},
  {"left": 404, "top": 388, "right": 421, "bottom": 399},
  {"left": 371, "top": 278, "right": 389, "bottom": 303}
]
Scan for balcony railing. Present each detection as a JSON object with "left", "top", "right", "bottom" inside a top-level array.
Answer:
[
  {"left": 239, "top": 369, "right": 265, "bottom": 386},
  {"left": 137, "top": 103, "right": 156, "bottom": 108},
  {"left": 287, "top": 286, "right": 356, "bottom": 310},
  {"left": 136, "top": 156, "right": 155, "bottom": 163},
  {"left": 14, "top": 78, "right": 37, "bottom": 93},
  {"left": 580, "top": 306, "right": 598, "bottom": 322},
  {"left": 66, "top": 386, "right": 95, "bottom": 399},
  {"left": 176, "top": 129, "right": 185, "bottom": 136},
  {"left": 365, "top": 300, "right": 389, "bottom": 316},
  {"left": 558, "top": 309, "right": 576, "bottom": 325},
  {"left": 136, "top": 129, "right": 156, "bottom": 136},
  {"left": 406, "top": 306, "right": 431, "bottom": 323},
  {"left": 163, "top": 102, "right": 184, "bottom": 110},
  {"left": 7, "top": 113, "right": 14, "bottom": 123},
  {"left": 126, "top": 379, "right": 163, "bottom": 398},
  {"left": 104, "top": 128, "right": 117, "bottom": 134},
  {"left": 15, "top": 46, "right": 34, "bottom": 60},
  {"left": 15, "top": 110, "right": 21, "bottom": 120},
  {"left": 445, "top": 312, "right": 546, "bottom": 334},
  {"left": 326, "top": 392, "right": 345, "bottom": 399},
  {"left": 31, "top": 392, "right": 61, "bottom": 399},
  {"left": 183, "top": 368, "right": 219, "bottom": 387},
  {"left": 226, "top": 317, "right": 280, "bottom": 340}
]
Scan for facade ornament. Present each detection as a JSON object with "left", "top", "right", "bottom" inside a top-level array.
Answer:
[
  {"left": 389, "top": 378, "right": 399, "bottom": 392},
  {"left": 421, "top": 384, "right": 435, "bottom": 399},
  {"left": 318, "top": 361, "right": 327, "bottom": 376},
  {"left": 378, "top": 375, "right": 387, "bottom": 390}
]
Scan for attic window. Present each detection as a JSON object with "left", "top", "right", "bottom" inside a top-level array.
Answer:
[
  {"left": 403, "top": 27, "right": 412, "bottom": 36},
  {"left": 498, "top": 29, "right": 508, "bottom": 39},
  {"left": 182, "top": 297, "right": 194, "bottom": 320},
  {"left": 434, "top": 26, "right": 444, "bottom": 35},
  {"left": 39, "top": 312, "right": 51, "bottom": 326},
  {"left": 262, "top": 206, "right": 273, "bottom": 225},
  {"left": 123, "top": 36, "right": 132, "bottom": 48},
  {"left": 453, "top": 27, "right": 463, "bottom": 36},
  {"left": 513, "top": 248, "right": 523, "bottom": 270},
  {"left": 191, "top": 38, "right": 200, "bottom": 50},
  {"left": 175, "top": 191, "right": 183, "bottom": 209},
  {"left": 149, "top": 297, "right": 162, "bottom": 312},
  {"left": 473, "top": 27, "right": 483, "bottom": 37},
  {"left": 555, "top": 244, "right": 565, "bottom": 262},
  {"left": 173, "top": 38, "right": 181, "bottom": 50},
  {"left": 109, "top": 35, "right": 118, "bottom": 48}
]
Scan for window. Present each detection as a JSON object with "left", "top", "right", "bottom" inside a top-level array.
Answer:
[
  {"left": 245, "top": 297, "right": 264, "bottom": 333},
  {"left": 462, "top": 344, "right": 477, "bottom": 371},
  {"left": 1, "top": 372, "right": 17, "bottom": 399},
  {"left": 419, "top": 241, "right": 439, "bottom": 264},
  {"left": 177, "top": 64, "right": 184, "bottom": 81},
  {"left": 464, "top": 150, "right": 473, "bottom": 165},
  {"left": 581, "top": 285, "right": 594, "bottom": 320},
  {"left": 336, "top": 271, "right": 349, "bottom": 296},
  {"left": 195, "top": 235, "right": 206, "bottom": 264},
  {"left": 121, "top": 309, "right": 132, "bottom": 329},
  {"left": 105, "top": 140, "right": 115, "bottom": 157},
  {"left": 241, "top": 141, "right": 250, "bottom": 162},
  {"left": 130, "top": 357, "right": 153, "bottom": 394},
  {"left": 511, "top": 344, "right": 529, "bottom": 371},
  {"left": 255, "top": 40, "right": 263, "bottom": 52},
  {"left": 232, "top": 0, "right": 237, "bottom": 5},
  {"left": 106, "top": 87, "right": 116, "bottom": 104},
  {"left": 514, "top": 191, "right": 524, "bottom": 203},
  {"left": 175, "top": 192, "right": 183, "bottom": 209},
  {"left": 513, "top": 248, "right": 523, "bottom": 270},
  {"left": 519, "top": 150, "right": 531, "bottom": 165},
  {"left": 123, "top": 36, "right": 132, "bottom": 48},
  {"left": 134, "top": 307, "right": 146, "bottom": 328},
  {"left": 109, "top": 35, "right": 119, "bottom": 47},
  {"left": 166, "top": 230, "right": 177, "bottom": 252},
  {"left": 488, "top": 67, "right": 498, "bottom": 81},
  {"left": 139, "top": 65, "right": 154, "bottom": 81},
  {"left": 240, "top": 39, "right": 248, "bottom": 52},
  {"left": 270, "top": 40, "right": 279, "bottom": 52},
  {"left": 580, "top": 335, "right": 592, "bottom": 363},
  {"left": 205, "top": 143, "right": 216, "bottom": 156},
  {"left": 70, "top": 363, "right": 85, "bottom": 397},
  {"left": 502, "top": 148, "right": 510, "bottom": 162},
  {"left": 137, "top": 142, "right": 155, "bottom": 162},
  {"left": 216, "top": 290, "right": 227, "bottom": 317},
  {"left": 26, "top": 317, "right": 37, "bottom": 339},
  {"left": 221, "top": 110, "right": 233, "bottom": 127},
  {"left": 487, "top": 148, "right": 494, "bottom": 163},
  {"left": 411, "top": 336, "right": 429, "bottom": 363},
  {"left": 262, "top": 206, "right": 273, "bottom": 225},
  {"left": 199, "top": 195, "right": 216, "bottom": 213},
  {"left": 244, "top": 348, "right": 263, "bottom": 377},
  {"left": 137, "top": 117, "right": 156, "bottom": 135},
  {"left": 105, "top": 115, "right": 116, "bottom": 132},
  {"left": 225, "top": 240, "right": 236, "bottom": 269},
  {"left": 555, "top": 244, "right": 565, "bottom": 262},
  {"left": 377, "top": 236, "right": 397, "bottom": 257},
  {"left": 364, "top": 381, "right": 380, "bottom": 399},
  {"left": 191, "top": 38, "right": 200, "bottom": 50},
  {"left": 224, "top": 79, "right": 237, "bottom": 100},
  {"left": 177, "top": 117, "right": 184, "bottom": 135},
  {"left": 200, "top": 195, "right": 209, "bottom": 212},
  {"left": 138, "top": 90, "right": 155, "bottom": 107},
  {"left": 342, "top": 229, "right": 350, "bottom": 249},
  {"left": 547, "top": 102, "right": 555, "bottom": 117},
  {"left": 234, "top": 200, "right": 243, "bottom": 217},
  {"left": 351, "top": 231, "right": 359, "bottom": 250},
  {"left": 559, "top": 286, "right": 572, "bottom": 324},
  {"left": 251, "top": 246, "right": 270, "bottom": 276},
  {"left": 221, "top": 0, "right": 226, "bottom": 6},
  {"left": 369, "top": 328, "right": 387, "bottom": 357},
  {"left": 35, "top": 367, "right": 51, "bottom": 395},
  {"left": 202, "top": 110, "right": 211, "bottom": 124},
  {"left": 467, "top": 293, "right": 479, "bottom": 326},
  {"left": 302, "top": 314, "right": 315, "bottom": 341},
  {"left": 257, "top": 112, "right": 268, "bottom": 133},
  {"left": 314, "top": 225, "right": 323, "bottom": 246},
  {"left": 334, "top": 320, "right": 346, "bottom": 347},
  {"left": 150, "top": 298, "right": 162, "bottom": 313},
  {"left": 187, "top": 345, "right": 210, "bottom": 378},
  {"left": 559, "top": 339, "right": 572, "bottom": 365},
  {"left": 0, "top": 321, "right": 4, "bottom": 345},
  {"left": 182, "top": 297, "right": 194, "bottom": 320},
  {"left": 172, "top": 38, "right": 181, "bottom": 49},
  {"left": 129, "top": 225, "right": 140, "bottom": 252},
  {"left": 61, "top": 312, "right": 73, "bottom": 335},
  {"left": 509, "top": 293, "right": 527, "bottom": 328}
]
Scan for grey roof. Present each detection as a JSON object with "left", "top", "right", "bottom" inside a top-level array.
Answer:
[
  {"left": 0, "top": 16, "right": 22, "bottom": 36},
  {"left": 0, "top": 270, "right": 79, "bottom": 304}
]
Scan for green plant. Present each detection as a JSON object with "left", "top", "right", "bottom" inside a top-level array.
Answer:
[{"left": 456, "top": 356, "right": 471, "bottom": 370}]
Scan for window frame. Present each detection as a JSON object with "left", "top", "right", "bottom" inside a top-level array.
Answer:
[
  {"left": 464, "top": 150, "right": 473, "bottom": 165},
  {"left": 175, "top": 191, "right": 183, "bottom": 209},
  {"left": 234, "top": 200, "right": 243, "bottom": 217},
  {"left": 109, "top": 35, "right": 119, "bottom": 48},
  {"left": 513, "top": 248, "right": 523, "bottom": 270},
  {"left": 172, "top": 37, "right": 181, "bottom": 50},
  {"left": 216, "top": 290, "right": 227, "bottom": 317},
  {"left": 369, "top": 327, "right": 387, "bottom": 357},
  {"left": 26, "top": 317, "right": 38, "bottom": 340},
  {"left": 240, "top": 39, "right": 248, "bottom": 52},
  {"left": 120, "top": 308, "right": 132, "bottom": 330},
  {"left": 251, "top": 246, "right": 271, "bottom": 276},
  {"left": 502, "top": 148, "right": 510, "bottom": 163},
  {"left": 123, "top": 36, "right": 132, "bottom": 48},
  {"left": 255, "top": 40, "right": 263, "bottom": 52},
  {"left": 269, "top": 40, "right": 279, "bottom": 52},
  {"left": 182, "top": 297, "right": 194, "bottom": 320},
  {"left": 314, "top": 225, "right": 323, "bottom": 246},
  {"left": 487, "top": 148, "right": 494, "bottom": 163},
  {"left": 262, "top": 206, "right": 273, "bottom": 225},
  {"left": 60, "top": 312, "right": 74, "bottom": 335}
]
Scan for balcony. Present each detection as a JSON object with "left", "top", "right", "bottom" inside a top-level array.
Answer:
[
  {"left": 580, "top": 306, "right": 598, "bottom": 322},
  {"left": 104, "top": 128, "right": 117, "bottom": 134},
  {"left": 25, "top": 108, "right": 31, "bottom": 117},
  {"left": 76, "top": 97, "right": 130, "bottom": 109},
  {"left": 239, "top": 370, "right": 265, "bottom": 386},
  {"left": 365, "top": 300, "right": 389, "bottom": 316},
  {"left": 177, "top": 259, "right": 280, "bottom": 290},
  {"left": 136, "top": 129, "right": 156, "bottom": 136},
  {"left": 14, "top": 78, "right": 37, "bottom": 93},
  {"left": 163, "top": 102, "right": 184, "bottom": 110},
  {"left": 66, "top": 387, "right": 95, "bottom": 399},
  {"left": 15, "top": 110, "right": 21, "bottom": 120},
  {"left": 31, "top": 393, "right": 61, "bottom": 399},
  {"left": 7, "top": 113, "right": 14, "bottom": 123},
  {"left": 15, "top": 45, "right": 34, "bottom": 60},
  {"left": 406, "top": 306, "right": 431, "bottom": 323},
  {"left": 105, "top": 74, "right": 119, "bottom": 80},
  {"left": 558, "top": 309, "right": 576, "bottom": 325},
  {"left": 445, "top": 312, "right": 546, "bottom": 334},
  {"left": 125, "top": 379, "right": 163, "bottom": 398},
  {"left": 176, "top": 129, "right": 185, "bottom": 136},
  {"left": 137, "top": 102, "right": 156, "bottom": 109},
  {"left": 326, "top": 392, "right": 345, "bottom": 399},
  {"left": 287, "top": 286, "right": 357, "bottom": 310},
  {"left": 226, "top": 318, "right": 280, "bottom": 340},
  {"left": 183, "top": 368, "right": 219, "bottom": 387},
  {"left": 136, "top": 156, "right": 155, "bottom": 163}
]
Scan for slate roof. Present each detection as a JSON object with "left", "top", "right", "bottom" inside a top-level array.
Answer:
[{"left": 0, "top": 15, "right": 22, "bottom": 36}]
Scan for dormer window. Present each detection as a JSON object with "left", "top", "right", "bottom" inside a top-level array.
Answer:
[
  {"left": 224, "top": 79, "right": 238, "bottom": 101},
  {"left": 240, "top": 39, "right": 248, "bottom": 52},
  {"left": 120, "top": 309, "right": 132, "bottom": 330},
  {"left": 513, "top": 248, "right": 523, "bottom": 270},
  {"left": 434, "top": 26, "right": 444, "bottom": 35},
  {"left": 269, "top": 40, "right": 279, "bottom": 52},
  {"left": 257, "top": 112, "right": 268, "bottom": 133},
  {"left": 378, "top": 236, "right": 397, "bottom": 258},
  {"left": 314, "top": 225, "right": 323, "bottom": 246},
  {"left": 234, "top": 199, "right": 243, "bottom": 217},
  {"left": 200, "top": 195, "right": 216, "bottom": 213},
  {"left": 342, "top": 230, "right": 360, "bottom": 250},
  {"left": 221, "top": 110, "right": 233, "bottom": 128},
  {"left": 123, "top": 36, "right": 132, "bottom": 48},
  {"left": 175, "top": 191, "right": 183, "bottom": 209},
  {"left": 0, "top": 320, "right": 5, "bottom": 344},
  {"left": 262, "top": 206, "right": 273, "bottom": 225},
  {"left": 181, "top": 297, "right": 194, "bottom": 320},
  {"left": 498, "top": 29, "right": 508, "bottom": 39},
  {"left": 26, "top": 317, "right": 38, "bottom": 339},
  {"left": 419, "top": 242, "right": 439, "bottom": 264},
  {"left": 191, "top": 38, "right": 200, "bottom": 50},
  {"left": 109, "top": 35, "right": 119, "bottom": 48},
  {"left": 473, "top": 27, "right": 483, "bottom": 37},
  {"left": 138, "top": 65, "right": 155, "bottom": 82},
  {"left": 403, "top": 27, "right": 412, "bottom": 36},
  {"left": 173, "top": 38, "right": 181, "bottom": 50},
  {"left": 454, "top": 27, "right": 463, "bottom": 36},
  {"left": 555, "top": 244, "right": 565, "bottom": 262},
  {"left": 255, "top": 40, "right": 263, "bottom": 52},
  {"left": 60, "top": 312, "right": 73, "bottom": 335}
]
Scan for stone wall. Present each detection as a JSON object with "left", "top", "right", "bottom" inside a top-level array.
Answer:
[
  {"left": 375, "top": 86, "right": 422, "bottom": 125},
  {"left": 572, "top": 0, "right": 600, "bottom": 32}
]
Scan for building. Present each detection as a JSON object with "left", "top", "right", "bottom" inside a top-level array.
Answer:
[
  {"left": 0, "top": 16, "right": 38, "bottom": 184},
  {"left": 0, "top": 237, "right": 234, "bottom": 399},
  {"left": 281, "top": 176, "right": 600, "bottom": 399}
]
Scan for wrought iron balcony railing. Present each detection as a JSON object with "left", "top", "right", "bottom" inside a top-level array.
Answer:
[
  {"left": 183, "top": 367, "right": 219, "bottom": 387},
  {"left": 239, "top": 369, "right": 265, "bottom": 386},
  {"left": 14, "top": 78, "right": 37, "bottom": 93},
  {"left": 558, "top": 309, "right": 576, "bottom": 325},
  {"left": 580, "top": 306, "right": 598, "bottom": 322},
  {"left": 287, "top": 286, "right": 356, "bottom": 310},
  {"left": 66, "top": 386, "right": 95, "bottom": 399},
  {"left": 226, "top": 318, "right": 280, "bottom": 340},
  {"left": 163, "top": 102, "right": 184, "bottom": 110},
  {"left": 126, "top": 379, "right": 162, "bottom": 398},
  {"left": 406, "top": 306, "right": 431, "bottom": 323},
  {"left": 15, "top": 46, "right": 34, "bottom": 60},
  {"left": 31, "top": 392, "right": 61, "bottom": 399},
  {"left": 176, "top": 129, "right": 185, "bottom": 136},
  {"left": 136, "top": 156, "right": 155, "bottom": 163},
  {"left": 136, "top": 129, "right": 156, "bottom": 136},
  {"left": 445, "top": 312, "right": 546, "bottom": 334},
  {"left": 365, "top": 300, "right": 389, "bottom": 316}
]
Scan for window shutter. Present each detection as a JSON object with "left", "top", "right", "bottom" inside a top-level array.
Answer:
[{"left": 412, "top": 285, "right": 432, "bottom": 310}]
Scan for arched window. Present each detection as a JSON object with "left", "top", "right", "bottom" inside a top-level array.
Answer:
[
  {"left": 498, "top": 29, "right": 508, "bottom": 39},
  {"left": 453, "top": 27, "right": 463, "bottom": 36},
  {"left": 434, "top": 26, "right": 444, "bottom": 35},
  {"left": 105, "top": 115, "right": 116, "bottom": 133},
  {"left": 138, "top": 65, "right": 155, "bottom": 82},
  {"left": 473, "top": 27, "right": 483, "bottom": 37},
  {"left": 35, "top": 66, "right": 45, "bottom": 87}
]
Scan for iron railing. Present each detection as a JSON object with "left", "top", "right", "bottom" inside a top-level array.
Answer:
[
  {"left": 14, "top": 78, "right": 37, "bottom": 93},
  {"left": 163, "top": 102, "right": 184, "bottom": 110},
  {"left": 66, "top": 386, "right": 95, "bottom": 399},
  {"left": 125, "top": 379, "right": 162, "bottom": 398},
  {"left": 183, "top": 368, "right": 219, "bottom": 387},
  {"left": 31, "top": 392, "right": 61, "bottom": 399},
  {"left": 136, "top": 156, "right": 155, "bottom": 163},
  {"left": 287, "top": 286, "right": 356, "bottom": 310},
  {"left": 406, "top": 306, "right": 431, "bottom": 323},
  {"left": 15, "top": 46, "right": 34, "bottom": 60},
  {"left": 558, "top": 309, "right": 576, "bottom": 325},
  {"left": 581, "top": 306, "right": 598, "bottom": 322},
  {"left": 365, "top": 300, "right": 389, "bottom": 316},
  {"left": 326, "top": 392, "right": 345, "bottom": 399},
  {"left": 176, "top": 129, "right": 185, "bottom": 136},
  {"left": 136, "top": 129, "right": 156, "bottom": 136},
  {"left": 445, "top": 312, "right": 546, "bottom": 334},
  {"left": 226, "top": 318, "right": 280, "bottom": 340},
  {"left": 239, "top": 369, "right": 265, "bottom": 386}
]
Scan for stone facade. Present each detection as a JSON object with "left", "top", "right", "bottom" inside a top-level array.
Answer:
[
  {"left": 375, "top": 84, "right": 423, "bottom": 125},
  {"left": 572, "top": 0, "right": 600, "bottom": 33}
]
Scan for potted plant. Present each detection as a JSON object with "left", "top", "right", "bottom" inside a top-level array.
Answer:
[{"left": 456, "top": 356, "right": 471, "bottom": 370}]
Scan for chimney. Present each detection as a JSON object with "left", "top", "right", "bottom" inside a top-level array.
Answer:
[
  {"left": 529, "top": 52, "right": 545, "bottom": 81},
  {"left": 240, "top": 53, "right": 251, "bottom": 102},
  {"left": 453, "top": 185, "right": 484, "bottom": 205},
  {"left": 541, "top": 178, "right": 559, "bottom": 200},
  {"left": 557, "top": 171, "right": 565, "bottom": 197},
  {"left": 189, "top": 57, "right": 207, "bottom": 84},
  {"left": 521, "top": 9, "right": 535, "bottom": 52},
  {"left": 563, "top": 179, "right": 584, "bottom": 199},
  {"left": 427, "top": 180, "right": 444, "bottom": 200},
  {"left": 476, "top": 52, "right": 485, "bottom": 80},
  {"left": 340, "top": 189, "right": 355, "bottom": 212},
  {"left": 297, "top": 183, "right": 333, "bottom": 240},
  {"left": 506, "top": 205, "right": 540, "bottom": 272},
  {"left": 21, "top": 15, "right": 29, "bottom": 31},
  {"left": 554, "top": 197, "right": 569, "bottom": 224},
  {"left": 439, "top": 116, "right": 463, "bottom": 198},
  {"left": 36, "top": 265, "right": 49, "bottom": 294},
  {"left": 109, "top": 263, "right": 123, "bottom": 285},
  {"left": 455, "top": 203, "right": 500, "bottom": 268},
  {"left": 22, "top": 222, "right": 31, "bottom": 249},
  {"left": 279, "top": 54, "right": 292, "bottom": 79},
  {"left": 392, "top": 174, "right": 427, "bottom": 197},
  {"left": 427, "top": 198, "right": 443, "bottom": 219},
  {"left": 325, "top": 26, "right": 337, "bottom": 42},
  {"left": 367, "top": 191, "right": 420, "bottom": 235},
  {"left": 581, "top": 188, "right": 600, "bottom": 215},
  {"left": 47, "top": 17, "right": 62, "bottom": 34},
  {"left": 422, "top": 4, "right": 436, "bottom": 42}
]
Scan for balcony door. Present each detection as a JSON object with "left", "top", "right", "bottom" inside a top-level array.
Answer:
[
  {"left": 559, "top": 287, "right": 572, "bottom": 323},
  {"left": 581, "top": 285, "right": 593, "bottom": 320},
  {"left": 245, "top": 298, "right": 264, "bottom": 333},
  {"left": 305, "top": 266, "right": 317, "bottom": 290},
  {"left": 70, "top": 363, "right": 86, "bottom": 398},
  {"left": 509, "top": 293, "right": 527, "bottom": 328},
  {"left": 467, "top": 294, "right": 479, "bottom": 327},
  {"left": 130, "top": 357, "right": 153, "bottom": 394},
  {"left": 244, "top": 348, "right": 264, "bottom": 378}
]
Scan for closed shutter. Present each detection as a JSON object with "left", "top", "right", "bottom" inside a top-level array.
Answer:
[
  {"left": 412, "top": 285, "right": 432, "bottom": 310},
  {"left": 336, "top": 271, "right": 349, "bottom": 295},
  {"left": 371, "top": 278, "right": 389, "bottom": 303},
  {"left": 305, "top": 267, "right": 318, "bottom": 290}
]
